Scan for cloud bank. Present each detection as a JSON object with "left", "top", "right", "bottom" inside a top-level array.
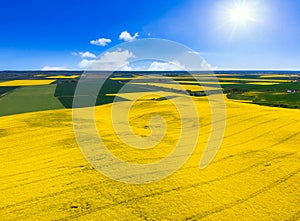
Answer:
[
  {"left": 148, "top": 60, "right": 185, "bottom": 71},
  {"left": 78, "top": 49, "right": 134, "bottom": 70},
  {"left": 73, "top": 51, "right": 96, "bottom": 58},
  {"left": 41, "top": 66, "right": 66, "bottom": 71}
]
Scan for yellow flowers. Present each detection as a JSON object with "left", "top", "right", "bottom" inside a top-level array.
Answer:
[
  {"left": 0, "top": 80, "right": 55, "bottom": 86},
  {"left": 0, "top": 96, "right": 299, "bottom": 220},
  {"left": 110, "top": 77, "right": 137, "bottom": 81},
  {"left": 259, "top": 74, "right": 299, "bottom": 78},
  {"left": 129, "top": 82, "right": 216, "bottom": 91},
  {"left": 218, "top": 77, "right": 290, "bottom": 82},
  {"left": 45, "top": 75, "right": 80, "bottom": 79}
]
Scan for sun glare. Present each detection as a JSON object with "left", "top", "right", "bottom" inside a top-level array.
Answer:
[
  {"left": 218, "top": 1, "right": 259, "bottom": 37},
  {"left": 230, "top": 5, "right": 251, "bottom": 24},
  {"left": 228, "top": 2, "right": 256, "bottom": 26}
]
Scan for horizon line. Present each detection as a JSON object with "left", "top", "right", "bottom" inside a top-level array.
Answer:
[{"left": 0, "top": 69, "right": 300, "bottom": 72}]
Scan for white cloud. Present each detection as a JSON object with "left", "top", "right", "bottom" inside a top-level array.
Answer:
[
  {"left": 41, "top": 66, "right": 66, "bottom": 71},
  {"left": 136, "top": 60, "right": 213, "bottom": 71},
  {"left": 90, "top": 38, "right": 112, "bottom": 46},
  {"left": 77, "top": 49, "right": 134, "bottom": 70},
  {"left": 78, "top": 59, "right": 93, "bottom": 69},
  {"left": 119, "top": 31, "right": 139, "bottom": 42},
  {"left": 148, "top": 60, "right": 185, "bottom": 71},
  {"left": 73, "top": 51, "right": 96, "bottom": 58}
]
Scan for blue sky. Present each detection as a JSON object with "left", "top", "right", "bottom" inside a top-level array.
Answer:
[{"left": 0, "top": 0, "right": 299, "bottom": 70}]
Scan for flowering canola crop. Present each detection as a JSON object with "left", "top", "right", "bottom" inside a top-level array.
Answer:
[
  {"left": 0, "top": 80, "right": 55, "bottom": 86},
  {"left": 0, "top": 96, "right": 299, "bottom": 220}
]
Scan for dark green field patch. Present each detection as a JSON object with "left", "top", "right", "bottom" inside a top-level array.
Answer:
[
  {"left": 0, "top": 86, "right": 19, "bottom": 96},
  {"left": 55, "top": 79, "right": 160, "bottom": 108},
  {"left": 226, "top": 83, "right": 300, "bottom": 108},
  {"left": 0, "top": 85, "right": 64, "bottom": 116}
]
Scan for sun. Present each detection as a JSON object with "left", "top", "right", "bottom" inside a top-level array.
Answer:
[
  {"left": 230, "top": 5, "right": 251, "bottom": 24},
  {"left": 217, "top": 1, "right": 258, "bottom": 37},
  {"left": 227, "top": 2, "right": 256, "bottom": 26}
]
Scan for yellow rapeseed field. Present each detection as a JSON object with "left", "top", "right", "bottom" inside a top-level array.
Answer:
[
  {"left": 129, "top": 82, "right": 217, "bottom": 91},
  {"left": 34, "top": 74, "right": 47, "bottom": 77},
  {"left": 0, "top": 95, "right": 299, "bottom": 220},
  {"left": 110, "top": 77, "right": 138, "bottom": 81},
  {"left": 45, "top": 75, "right": 80, "bottom": 79},
  {"left": 0, "top": 80, "right": 55, "bottom": 86},
  {"left": 218, "top": 78, "right": 290, "bottom": 83},
  {"left": 174, "top": 81, "right": 240, "bottom": 85},
  {"left": 106, "top": 91, "right": 187, "bottom": 100},
  {"left": 259, "top": 74, "right": 299, "bottom": 78}
]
